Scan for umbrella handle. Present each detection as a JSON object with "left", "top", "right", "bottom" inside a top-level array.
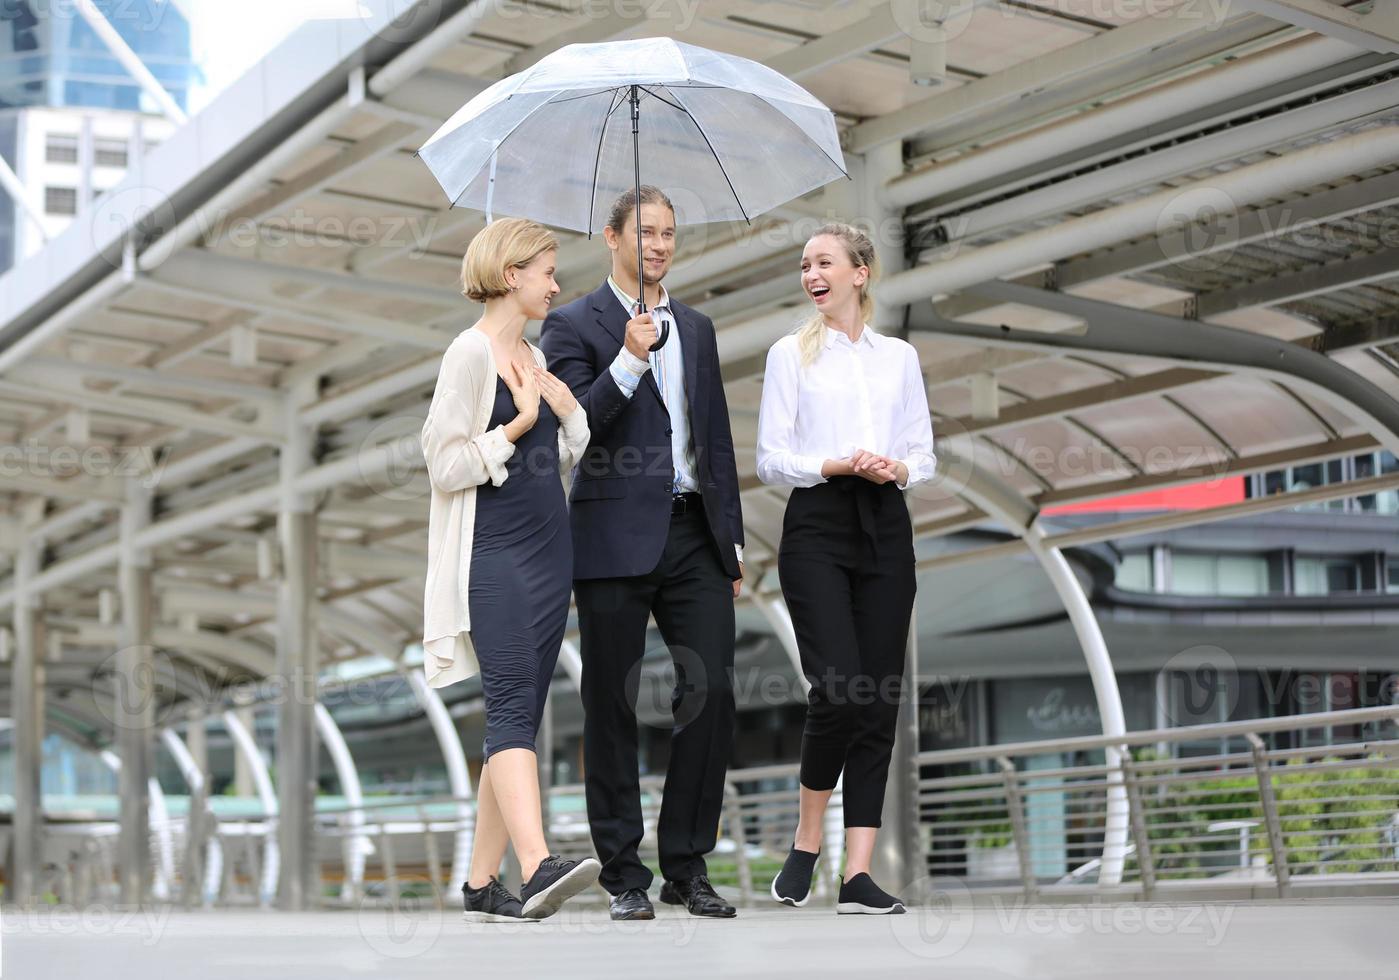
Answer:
[{"left": 649, "top": 320, "right": 669, "bottom": 352}]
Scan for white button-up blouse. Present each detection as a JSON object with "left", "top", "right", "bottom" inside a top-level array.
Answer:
[
  {"left": 756, "top": 324, "right": 936, "bottom": 490},
  {"left": 420, "top": 328, "right": 589, "bottom": 690}
]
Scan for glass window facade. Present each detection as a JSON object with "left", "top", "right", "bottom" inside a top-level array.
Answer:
[
  {"left": 1, "top": 1, "right": 198, "bottom": 112},
  {"left": 44, "top": 184, "right": 76, "bottom": 215},
  {"left": 1169, "top": 552, "right": 1269, "bottom": 596},
  {"left": 1115, "top": 551, "right": 1153, "bottom": 592},
  {"left": 1251, "top": 451, "right": 1399, "bottom": 514},
  {"left": 45, "top": 131, "right": 77, "bottom": 162}
]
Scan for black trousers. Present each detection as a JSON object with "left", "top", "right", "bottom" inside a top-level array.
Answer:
[
  {"left": 778, "top": 477, "right": 916, "bottom": 828},
  {"left": 574, "top": 508, "right": 736, "bottom": 894}
]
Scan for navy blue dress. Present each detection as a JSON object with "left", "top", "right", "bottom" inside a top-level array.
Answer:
[{"left": 469, "top": 375, "right": 571, "bottom": 759}]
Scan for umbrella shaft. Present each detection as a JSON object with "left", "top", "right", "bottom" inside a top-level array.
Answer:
[{"left": 630, "top": 85, "right": 646, "bottom": 317}]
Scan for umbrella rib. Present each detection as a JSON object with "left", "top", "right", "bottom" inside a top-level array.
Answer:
[
  {"left": 647, "top": 85, "right": 849, "bottom": 181},
  {"left": 586, "top": 88, "right": 629, "bottom": 237},
  {"left": 643, "top": 85, "right": 752, "bottom": 226}
]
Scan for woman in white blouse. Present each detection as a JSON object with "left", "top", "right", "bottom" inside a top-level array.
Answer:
[
  {"left": 756, "top": 222, "right": 936, "bottom": 915},
  {"left": 421, "top": 217, "right": 600, "bottom": 920}
]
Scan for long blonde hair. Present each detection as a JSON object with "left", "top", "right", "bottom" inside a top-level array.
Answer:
[{"left": 795, "top": 222, "right": 880, "bottom": 367}]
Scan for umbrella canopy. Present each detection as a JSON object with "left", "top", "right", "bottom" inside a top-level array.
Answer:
[{"left": 416, "top": 36, "right": 847, "bottom": 235}]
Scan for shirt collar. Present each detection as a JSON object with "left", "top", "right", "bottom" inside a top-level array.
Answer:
[
  {"left": 824, "top": 323, "right": 876, "bottom": 349},
  {"left": 607, "top": 275, "right": 670, "bottom": 316}
]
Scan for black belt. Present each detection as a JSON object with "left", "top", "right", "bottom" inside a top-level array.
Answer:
[{"left": 671, "top": 491, "right": 703, "bottom": 515}]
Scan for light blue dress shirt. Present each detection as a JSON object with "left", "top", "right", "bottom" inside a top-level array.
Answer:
[
  {"left": 605, "top": 276, "right": 698, "bottom": 494},
  {"left": 605, "top": 276, "right": 744, "bottom": 567}
]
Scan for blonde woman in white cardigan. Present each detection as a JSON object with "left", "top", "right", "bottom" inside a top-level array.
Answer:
[{"left": 421, "top": 217, "right": 599, "bottom": 920}]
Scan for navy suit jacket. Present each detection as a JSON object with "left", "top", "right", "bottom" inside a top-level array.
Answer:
[{"left": 540, "top": 281, "right": 744, "bottom": 582}]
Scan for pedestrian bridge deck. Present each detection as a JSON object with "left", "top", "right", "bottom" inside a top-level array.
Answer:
[{"left": 7, "top": 899, "right": 1392, "bottom": 979}]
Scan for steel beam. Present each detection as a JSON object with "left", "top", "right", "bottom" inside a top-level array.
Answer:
[
  {"left": 846, "top": 10, "right": 1228, "bottom": 152},
  {"left": 916, "top": 280, "right": 1399, "bottom": 455},
  {"left": 1229, "top": 1, "right": 1399, "bottom": 53}
]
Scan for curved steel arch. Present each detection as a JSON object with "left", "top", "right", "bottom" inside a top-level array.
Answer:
[
  {"left": 929, "top": 448, "right": 1132, "bottom": 885},
  {"left": 916, "top": 282, "right": 1399, "bottom": 455}
]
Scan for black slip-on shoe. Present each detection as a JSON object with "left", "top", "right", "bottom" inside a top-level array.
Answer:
[
  {"left": 659, "top": 874, "right": 737, "bottom": 918},
  {"left": 770, "top": 846, "right": 820, "bottom": 907},
  {"left": 836, "top": 872, "right": 906, "bottom": 915},
  {"left": 461, "top": 876, "right": 533, "bottom": 923},
  {"left": 609, "top": 887, "right": 655, "bottom": 921},
  {"left": 520, "top": 855, "right": 602, "bottom": 919}
]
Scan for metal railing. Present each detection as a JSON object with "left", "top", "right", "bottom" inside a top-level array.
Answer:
[
  {"left": 916, "top": 704, "right": 1399, "bottom": 899},
  {"left": 17, "top": 706, "right": 1399, "bottom": 906}
]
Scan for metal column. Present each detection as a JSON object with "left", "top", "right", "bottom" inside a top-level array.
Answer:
[
  {"left": 117, "top": 479, "right": 154, "bottom": 905},
  {"left": 277, "top": 383, "right": 319, "bottom": 909},
  {"left": 11, "top": 533, "right": 43, "bottom": 905}
]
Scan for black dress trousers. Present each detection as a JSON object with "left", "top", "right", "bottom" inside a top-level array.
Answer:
[
  {"left": 573, "top": 507, "right": 736, "bottom": 894},
  {"left": 777, "top": 475, "right": 916, "bottom": 828}
]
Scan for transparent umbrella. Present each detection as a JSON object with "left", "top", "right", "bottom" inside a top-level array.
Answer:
[{"left": 416, "top": 36, "right": 847, "bottom": 346}]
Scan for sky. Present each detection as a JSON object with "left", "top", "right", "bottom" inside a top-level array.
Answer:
[{"left": 183, "top": 1, "right": 376, "bottom": 114}]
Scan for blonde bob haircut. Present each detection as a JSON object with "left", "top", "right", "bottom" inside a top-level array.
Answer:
[{"left": 460, "top": 217, "right": 558, "bottom": 302}]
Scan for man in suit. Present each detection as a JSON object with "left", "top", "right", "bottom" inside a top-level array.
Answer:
[{"left": 540, "top": 186, "right": 744, "bottom": 920}]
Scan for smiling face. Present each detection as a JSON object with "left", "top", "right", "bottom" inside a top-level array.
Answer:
[
  {"left": 606, "top": 201, "right": 676, "bottom": 290},
  {"left": 801, "top": 233, "right": 868, "bottom": 313},
  {"left": 506, "top": 248, "right": 560, "bottom": 320}
]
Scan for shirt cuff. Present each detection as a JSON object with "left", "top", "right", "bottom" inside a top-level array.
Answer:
[
  {"left": 608, "top": 348, "right": 649, "bottom": 398},
  {"left": 799, "top": 455, "right": 830, "bottom": 486},
  {"left": 735, "top": 544, "right": 745, "bottom": 566},
  {"left": 894, "top": 455, "right": 933, "bottom": 490}
]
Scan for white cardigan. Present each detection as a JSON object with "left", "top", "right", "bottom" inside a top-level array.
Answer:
[{"left": 420, "top": 328, "right": 589, "bottom": 690}]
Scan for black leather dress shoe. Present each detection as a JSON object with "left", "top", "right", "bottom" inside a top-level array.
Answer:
[
  {"left": 659, "top": 875, "right": 737, "bottom": 918},
  {"left": 609, "top": 887, "right": 655, "bottom": 921}
]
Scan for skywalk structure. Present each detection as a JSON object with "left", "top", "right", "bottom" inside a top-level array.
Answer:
[{"left": 2, "top": 0, "right": 1399, "bottom": 912}]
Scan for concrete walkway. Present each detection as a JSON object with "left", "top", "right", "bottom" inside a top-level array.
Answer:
[{"left": 5, "top": 900, "right": 1396, "bottom": 978}]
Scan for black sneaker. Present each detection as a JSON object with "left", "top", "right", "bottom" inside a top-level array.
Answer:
[
  {"left": 461, "top": 876, "right": 532, "bottom": 923},
  {"left": 836, "top": 872, "right": 906, "bottom": 915},
  {"left": 520, "top": 855, "right": 602, "bottom": 919},
  {"left": 770, "top": 846, "right": 820, "bottom": 907}
]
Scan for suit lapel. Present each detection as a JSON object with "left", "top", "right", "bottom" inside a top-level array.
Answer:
[{"left": 593, "top": 280, "right": 664, "bottom": 408}]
